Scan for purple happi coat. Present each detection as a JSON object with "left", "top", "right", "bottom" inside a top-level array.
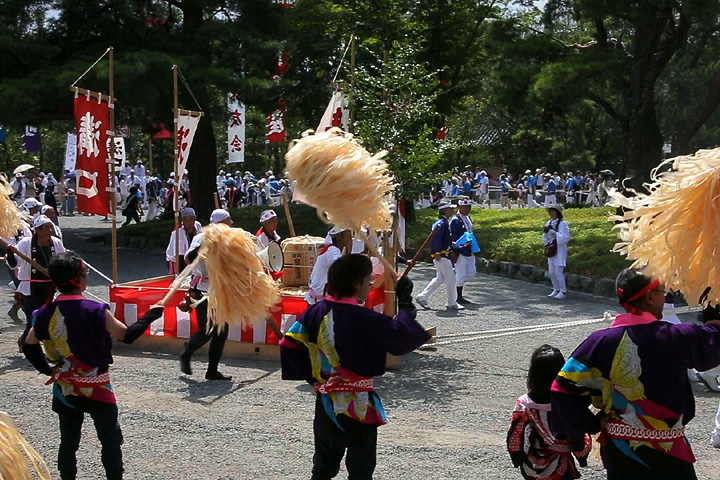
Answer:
[
  {"left": 280, "top": 298, "right": 430, "bottom": 429},
  {"left": 551, "top": 311, "right": 720, "bottom": 470}
]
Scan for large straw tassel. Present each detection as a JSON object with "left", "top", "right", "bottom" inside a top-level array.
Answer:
[
  {"left": 285, "top": 128, "right": 395, "bottom": 233},
  {"left": 0, "top": 175, "right": 28, "bottom": 239},
  {"left": 609, "top": 148, "right": 720, "bottom": 306},
  {"left": 201, "top": 223, "right": 281, "bottom": 331},
  {"left": 0, "top": 410, "right": 51, "bottom": 480}
]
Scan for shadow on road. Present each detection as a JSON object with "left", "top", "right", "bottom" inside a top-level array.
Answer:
[
  {"left": 178, "top": 369, "right": 277, "bottom": 405},
  {"left": 375, "top": 351, "right": 476, "bottom": 406}
]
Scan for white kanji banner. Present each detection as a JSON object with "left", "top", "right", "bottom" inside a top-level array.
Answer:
[
  {"left": 64, "top": 132, "right": 77, "bottom": 172},
  {"left": 176, "top": 114, "right": 200, "bottom": 173},
  {"left": 227, "top": 96, "right": 246, "bottom": 164},
  {"left": 317, "top": 91, "right": 350, "bottom": 132},
  {"left": 106, "top": 137, "right": 125, "bottom": 171}
]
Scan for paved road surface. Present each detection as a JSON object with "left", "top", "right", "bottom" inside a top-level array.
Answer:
[{"left": 0, "top": 215, "right": 718, "bottom": 479}]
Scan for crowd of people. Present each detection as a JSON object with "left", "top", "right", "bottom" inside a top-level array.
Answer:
[
  {"left": 429, "top": 166, "right": 618, "bottom": 209},
  {"left": 5, "top": 159, "right": 720, "bottom": 480}
]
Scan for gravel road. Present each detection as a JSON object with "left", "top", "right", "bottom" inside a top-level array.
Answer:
[{"left": 0, "top": 215, "right": 718, "bottom": 479}]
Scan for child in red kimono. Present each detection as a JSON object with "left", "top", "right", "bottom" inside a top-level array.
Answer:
[{"left": 507, "top": 344, "right": 591, "bottom": 479}]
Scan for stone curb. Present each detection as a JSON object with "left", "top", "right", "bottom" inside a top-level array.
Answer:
[{"left": 407, "top": 248, "right": 617, "bottom": 299}]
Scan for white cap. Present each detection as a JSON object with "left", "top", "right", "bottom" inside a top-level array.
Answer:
[
  {"left": 169, "top": 172, "right": 175, "bottom": 177},
  {"left": 33, "top": 215, "right": 53, "bottom": 229},
  {"left": 41, "top": 205, "right": 54, "bottom": 214},
  {"left": 259, "top": 210, "right": 277, "bottom": 224},
  {"left": 457, "top": 199, "right": 472, "bottom": 206},
  {"left": 328, "top": 226, "right": 349, "bottom": 236},
  {"left": 210, "top": 209, "right": 231, "bottom": 224},
  {"left": 23, "top": 198, "right": 40, "bottom": 209}
]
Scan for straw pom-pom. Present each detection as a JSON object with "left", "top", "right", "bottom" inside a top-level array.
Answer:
[
  {"left": 0, "top": 410, "right": 51, "bottom": 480},
  {"left": 200, "top": 223, "right": 281, "bottom": 331},
  {"left": 0, "top": 176, "right": 27, "bottom": 238},
  {"left": 609, "top": 147, "right": 720, "bottom": 306},
  {"left": 285, "top": 128, "right": 395, "bottom": 232}
]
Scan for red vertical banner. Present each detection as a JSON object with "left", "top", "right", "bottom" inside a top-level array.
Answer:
[
  {"left": 267, "top": 102, "right": 286, "bottom": 143},
  {"left": 74, "top": 95, "right": 111, "bottom": 215}
]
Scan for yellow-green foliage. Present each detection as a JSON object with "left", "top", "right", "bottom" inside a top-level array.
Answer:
[{"left": 407, "top": 207, "right": 630, "bottom": 279}]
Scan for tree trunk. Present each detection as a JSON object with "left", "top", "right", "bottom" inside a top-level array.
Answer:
[
  {"left": 625, "top": 99, "right": 664, "bottom": 190},
  {"left": 187, "top": 115, "right": 216, "bottom": 221}
]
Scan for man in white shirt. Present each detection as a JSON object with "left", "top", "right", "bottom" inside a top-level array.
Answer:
[
  {"left": 304, "top": 226, "right": 353, "bottom": 305},
  {"left": 11, "top": 173, "right": 26, "bottom": 206},
  {"left": 256, "top": 210, "right": 281, "bottom": 251},
  {"left": 166, "top": 208, "right": 202, "bottom": 274},
  {"left": 179, "top": 208, "right": 233, "bottom": 381}
]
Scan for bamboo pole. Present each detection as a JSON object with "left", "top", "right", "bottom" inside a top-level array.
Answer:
[
  {"left": 173, "top": 65, "right": 180, "bottom": 275},
  {"left": 109, "top": 46, "right": 118, "bottom": 283},
  {"left": 67, "top": 87, "right": 115, "bottom": 104},
  {"left": 213, "top": 192, "right": 220, "bottom": 209},
  {"left": 282, "top": 194, "right": 295, "bottom": 237}
]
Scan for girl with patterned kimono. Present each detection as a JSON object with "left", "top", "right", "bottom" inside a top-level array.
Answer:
[
  {"left": 550, "top": 268, "right": 720, "bottom": 480},
  {"left": 22, "top": 252, "right": 164, "bottom": 480},
  {"left": 507, "top": 344, "right": 591, "bottom": 480},
  {"left": 280, "top": 254, "right": 430, "bottom": 480}
]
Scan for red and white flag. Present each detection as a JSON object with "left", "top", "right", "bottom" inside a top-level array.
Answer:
[
  {"left": 267, "top": 103, "right": 286, "bottom": 143},
  {"left": 74, "top": 94, "right": 111, "bottom": 216},
  {"left": 176, "top": 113, "right": 200, "bottom": 173},
  {"left": 227, "top": 95, "right": 246, "bottom": 163},
  {"left": 317, "top": 91, "right": 350, "bottom": 132}
]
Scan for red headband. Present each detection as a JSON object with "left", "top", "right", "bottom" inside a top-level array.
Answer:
[
  {"left": 618, "top": 279, "right": 660, "bottom": 314},
  {"left": 57, "top": 261, "right": 86, "bottom": 289}
]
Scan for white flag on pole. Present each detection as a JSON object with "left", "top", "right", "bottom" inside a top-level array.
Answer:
[
  {"left": 176, "top": 114, "right": 201, "bottom": 173},
  {"left": 317, "top": 91, "right": 350, "bottom": 132},
  {"left": 227, "top": 96, "right": 246, "bottom": 163},
  {"left": 64, "top": 132, "right": 77, "bottom": 172},
  {"left": 106, "top": 137, "right": 126, "bottom": 172}
]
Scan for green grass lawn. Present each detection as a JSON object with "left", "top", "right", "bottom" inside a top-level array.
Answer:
[
  {"left": 407, "top": 207, "right": 631, "bottom": 279},
  {"left": 120, "top": 204, "right": 630, "bottom": 279}
]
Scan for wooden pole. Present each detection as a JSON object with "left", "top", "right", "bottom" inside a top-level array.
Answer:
[
  {"left": 349, "top": 35, "right": 356, "bottom": 134},
  {"left": 401, "top": 225, "right": 439, "bottom": 278},
  {"left": 173, "top": 65, "right": 180, "bottom": 275},
  {"left": 148, "top": 138, "right": 153, "bottom": 172},
  {"left": 382, "top": 230, "right": 396, "bottom": 317},
  {"left": 213, "top": 192, "right": 220, "bottom": 209},
  {"left": 282, "top": 194, "right": 295, "bottom": 237},
  {"left": 109, "top": 46, "right": 118, "bottom": 284}
]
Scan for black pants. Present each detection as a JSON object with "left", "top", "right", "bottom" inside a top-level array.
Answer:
[
  {"left": 181, "top": 298, "right": 228, "bottom": 374},
  {"left": 20, "top": 290, "right": 50, "bottom": 345},
  {"left": 601, "top": 439, "right": 697, "bottom": 480},
  {"left": 53, "top": 396, "right": 124, "bottom": 480},
  {"left": 122, "top": 209, "right": 140, "bottom": 226},
  {"left": 311, "top": 395, "right": 378, "bottom": 480}
]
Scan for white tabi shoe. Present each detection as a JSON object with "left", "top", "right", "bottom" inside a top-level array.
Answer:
[
  {"left": 548, "top": 291, "right": 559, "bottom": 298},
  {"left": 554, "top": 292, "right": 566, "bottom": 300},
  {"left": 415, "top": 296, "right": 430, "bottom": 310}
]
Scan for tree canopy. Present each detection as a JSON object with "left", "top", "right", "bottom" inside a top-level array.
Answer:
[{"left": 3, "top": 0, "right": 720, "bottom": 208}]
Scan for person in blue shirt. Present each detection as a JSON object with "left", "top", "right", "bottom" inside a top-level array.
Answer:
[
  {"left": 544, "top": 174, "right": 557, "bottom": 207},
  {"left": 463, "top": 177, "right": 472, "bottom": 196},
  {"left": 526, "top": 171, "right": 536, "bottom": 195},
  {"left": 499, "top": 175, "right": 511, "bottom": 210},
  {"left": 415, "top": 202, "right": 463, "bottom": 310},
  {"left": 449, "top": 199, "right": 477, "bottom": 304}
]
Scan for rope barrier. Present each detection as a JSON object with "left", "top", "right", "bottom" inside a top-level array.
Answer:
[{"left": 424, "top": 313, "right": 614, "bottom": 348}]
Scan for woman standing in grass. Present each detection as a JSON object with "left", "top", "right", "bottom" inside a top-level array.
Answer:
[{"left": 542, "top": 204, "right": 570, "bottom": 299}]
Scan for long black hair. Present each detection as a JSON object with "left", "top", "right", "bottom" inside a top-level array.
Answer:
[{"left": 527, "top": 344, "right": 566, "bottom": 402}]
